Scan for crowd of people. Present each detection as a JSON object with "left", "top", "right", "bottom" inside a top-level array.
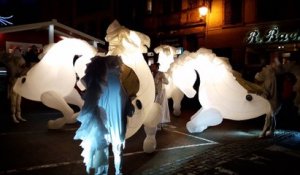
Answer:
[{"left": 0, "top": 45, "right": 41, "bottom": 123}]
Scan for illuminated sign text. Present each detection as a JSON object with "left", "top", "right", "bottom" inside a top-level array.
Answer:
[{"left": 246, "top": 26, "right": 299, "bottom": 44}]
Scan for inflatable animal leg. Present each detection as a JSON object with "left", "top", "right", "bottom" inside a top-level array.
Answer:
[
  {"left": 143, "top": 102, "right": 161, "bottom": 153},
  {"left": 186, "top": 108, "right": 223, "bottom": 133},
  {"left": 171, "top": 89, "right": 184, "bottom": 116},
  {"left": 41, "top": 91, "right": 74, "bottom": 129},
  {"left": 143, "top": 125, "right": 157, "bottom": 153},
  {"left": 64, "top": 88, "right": 84, "bottom": 124},
  {"left": 144, "top": 102, "right": 162, "bottom": 128}
]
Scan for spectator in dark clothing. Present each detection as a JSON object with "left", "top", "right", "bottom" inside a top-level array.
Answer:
[{"left": 23, "top": 45, "right": 40, "bottom": 67}]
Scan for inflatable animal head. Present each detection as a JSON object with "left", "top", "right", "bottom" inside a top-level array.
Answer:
[
  {"left": 170, "top": 51, "right": 197, "bottom": 98},
  {"left": 154, "top": 45, "right": 176, "bottom": 72}
]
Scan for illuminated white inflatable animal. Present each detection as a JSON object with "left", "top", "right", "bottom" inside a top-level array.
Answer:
[
  {"left": 172, "top": 48, "right": 273, "bottom": 135},
  {"left": 154, "top": 45, "right": 184, "bottom": 116},
  {"left": 13, "top": 38, "right": 98, "bottom": 129},
  {"left": 154, "top": 45, "right": 186, "bottom": 116},
  {"left": 105, "top": 20, "right": 161, "bottom": 153},
  {"left": 72, "top": 21, "right": 162, "bottom": 174},
  {"left": 13, "top": 22, "right": 161, "bottom": 153}
]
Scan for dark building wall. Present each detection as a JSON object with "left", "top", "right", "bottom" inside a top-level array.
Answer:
[
  {"left": 133, "top": 0, "right": 300, "bottom": 80},
  {"left": 1, "top": 0, "right": 299, "bottom": 76}
]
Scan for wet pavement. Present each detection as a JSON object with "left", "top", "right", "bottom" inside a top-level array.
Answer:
[
  {"left": 0, "top": 98, "right": 300, "bottom": 175},
  {"left": 141, "top": 130, "right": 299, "bottom": 175}
]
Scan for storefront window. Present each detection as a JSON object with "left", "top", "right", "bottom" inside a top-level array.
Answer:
[
  {"left": 224, "top": 0, "right": 243, "bottom": 25},
  {"left": 257, "top": 0, "right": 300, "bottom": 22}
]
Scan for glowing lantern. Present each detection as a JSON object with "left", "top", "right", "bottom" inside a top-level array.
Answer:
[{"left": 199, "top": 5, "right": 208, "bottom": 17}]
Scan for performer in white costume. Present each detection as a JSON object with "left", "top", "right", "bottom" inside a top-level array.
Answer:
[
  {"left": 150, "top": 62, "right": 170, "bottom": 124},
  {"left": 74, "top": 55, "right": 132, "bottom": 175}
]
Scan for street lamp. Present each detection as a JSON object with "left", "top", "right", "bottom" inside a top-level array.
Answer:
[{"left": 198, "top": 0, "right": 208, "bottom": 17}]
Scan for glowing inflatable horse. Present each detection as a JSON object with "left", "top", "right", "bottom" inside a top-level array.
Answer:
[
  {"left": 154, "top": 45, "right": 176, "bottom": 72},
  {"left": 172, "top": 48, "right": 273, "bottom": 135},
  {"left": 154, "top": 45, "right": 185, "bottom": 116},
  {"left": 154, "top": 45, "right": 186, "bottom": 116},
  {"left": 105, "top": 20, "right": 160, "bottom": 153},
  {"left": 13, "top": 38, "right": 98, "bottom": 129}
]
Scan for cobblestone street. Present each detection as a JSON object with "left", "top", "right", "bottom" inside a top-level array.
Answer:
[
  {"left": 0, "top": 99, "right": 300, "bottom": 175},
  {"left": 141, "top": 130, "right": 300, "bottom": 175}
]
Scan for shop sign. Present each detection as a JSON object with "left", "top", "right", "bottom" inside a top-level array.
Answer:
[{"left": 246, "top": 26, "right": 300, "bottom": 44}]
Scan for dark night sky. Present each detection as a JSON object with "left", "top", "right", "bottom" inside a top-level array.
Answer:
[
  {"left": 0, "top": 0, "right": 81, "bottom": 26},
  {"left": 0, "top": 0, "right": 44, "bottom": 25}
]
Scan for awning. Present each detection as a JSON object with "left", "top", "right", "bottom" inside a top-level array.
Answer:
[{"left": 0, "top": 19, "right": 105, "bottom": 47}]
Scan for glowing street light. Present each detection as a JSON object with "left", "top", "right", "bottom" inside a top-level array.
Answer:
[{"left": 198, "top": 4, "right": 208, "bottom": 17}]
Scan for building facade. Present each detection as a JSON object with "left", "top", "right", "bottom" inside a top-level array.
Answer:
[
  {"left": 139, "top": 0, "right": 300, "bottom": 80},
  {"left": 1, "top": 0, "right": 299, "bottom": 80}
]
